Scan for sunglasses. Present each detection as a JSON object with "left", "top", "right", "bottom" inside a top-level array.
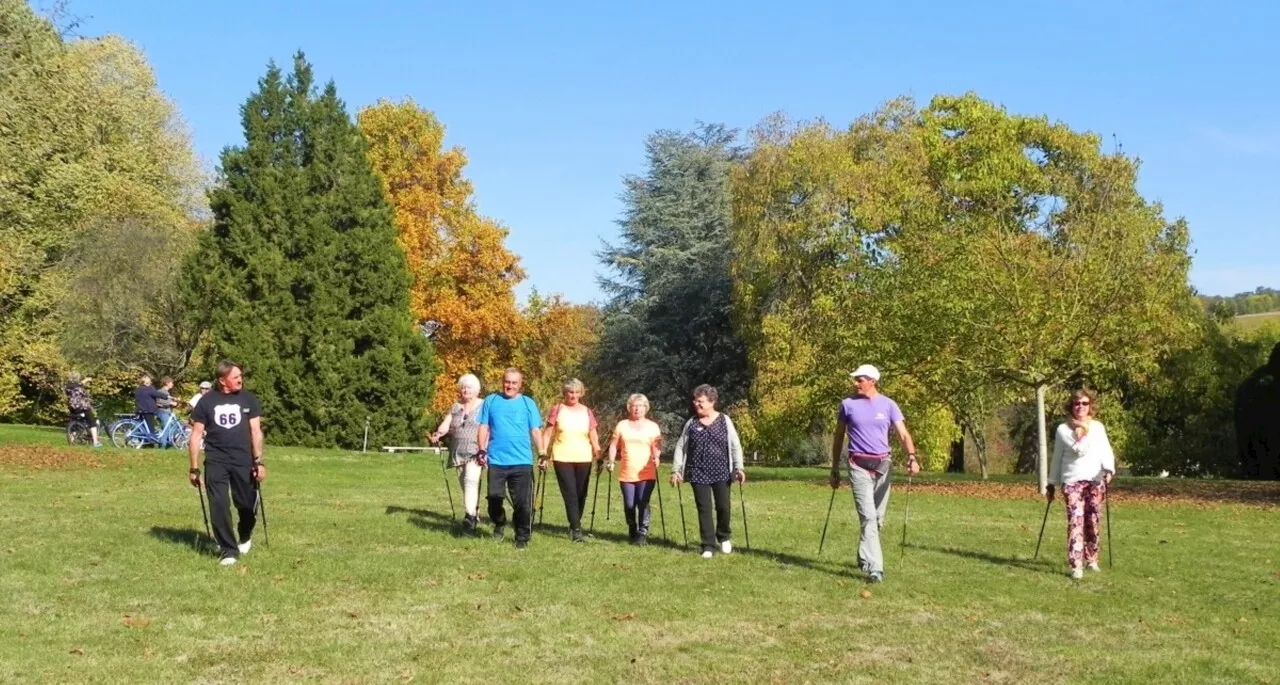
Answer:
[{"left": 1072, "top": 401, "right": 1091, "bottom": 407}]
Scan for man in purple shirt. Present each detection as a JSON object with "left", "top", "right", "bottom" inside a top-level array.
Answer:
[{"left": 829, "top": 364, "right": 918, "bottom": 582}]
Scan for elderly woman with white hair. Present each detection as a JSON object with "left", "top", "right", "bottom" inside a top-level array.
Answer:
[
  {"left": 541, "top": 378, "right": 601, "bottom": 542},
  {"left": 431, "top": 373, "right": 485, "bottom": 530}
]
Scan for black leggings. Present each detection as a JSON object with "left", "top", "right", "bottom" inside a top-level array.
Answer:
[
  {"left": 691, "top": 480, "right": 732, "bottom": 551},
  {"left": 553, "top": 462, "right": 592, "bottom": 531}
]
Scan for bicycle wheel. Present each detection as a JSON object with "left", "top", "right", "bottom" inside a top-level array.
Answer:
[
  {"left": 112, "top": 420, "right": 146, "bottom": 449},
  {"left": 67, "top": 420, "right": 90, "bottom": 445},
  {"left": 171, "top": 424, "right": 190, "bottom": 449}
]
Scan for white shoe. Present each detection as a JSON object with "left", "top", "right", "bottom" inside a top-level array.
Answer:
[
  {"left": 238, "top": 539, "right": 252, "bottom": 555},
  {"left": 1086, "top": 562, "right": 1100, "bottom": 572},
  {"left": 219, "top": 555, "right": 237, "bottom": 567},
  {"left": 720, "top": 540, "right": 733, "bottom": 554},
  {"left": 1070, "top": 568, "right": 1084, "bottom": 579},
  {"left": 701, "top": 551, "right": 713, "bottom": 559}
]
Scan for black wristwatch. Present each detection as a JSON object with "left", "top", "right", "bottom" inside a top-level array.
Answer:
[{"left": 189, "top": 468, "right": 200, "bottom": 475}]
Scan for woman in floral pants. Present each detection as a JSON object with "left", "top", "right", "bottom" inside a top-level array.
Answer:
[{"left": 1046, "top": 389, "right": 1116, "bottom": 579}]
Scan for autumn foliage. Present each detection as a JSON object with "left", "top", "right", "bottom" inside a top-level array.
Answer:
[{"left": 358, "top": 100, "right": 527, "bottom": 413}]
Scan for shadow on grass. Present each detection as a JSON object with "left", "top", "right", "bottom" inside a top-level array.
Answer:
[
  {"left": 149, "top": 526, "right": 215, "bottom": 557},
  {"left": 385, "top": 504, "right": 869, "bottom": 581},
  {"left": 903, "top": 542, "right": 1060, "bottom": 576}
]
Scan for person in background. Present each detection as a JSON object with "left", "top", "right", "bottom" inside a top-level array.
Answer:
[
  {"left": 65, "top": 371, "right": 102, "bottom": 448},
  {"left": 156, "top": 376, "right": 179, "bottom": 430},
  {"left": 671, "top": 384, "right": 746, "bottom": 559},
  {"left": 606, "top": 393, "right": 662, "bottom": 545},
  {"left": 134, "top": 374, "right": 166, "bottom": 434},
  {"left": 431, "top": 374, "right": 485, "bottom": 531},
  {"left": 188, "top": 380, "right": 212, "bottom": 411},
  {"left": 540, "top": 378, "right": 601, "bottom": 542},
  {"left": 1047, "top": 388, "right": 1115, "bottom": 579}
]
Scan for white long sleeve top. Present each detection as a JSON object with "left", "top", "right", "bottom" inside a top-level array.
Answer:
[{"left": 1049, "top": 419, "right": 1116, "bottom": 486}]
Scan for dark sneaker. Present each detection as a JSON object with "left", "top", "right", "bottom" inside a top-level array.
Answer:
[
  {"left": 514, "top": 539, "right": 529, "bottom": 550},
  {"left": 868, "top": 571, "right": 884, "bottom": 583},
  {"left": 492, "top": 526, "right": 506, "bottom": 542},
  {"left": 570, "top": 529, "right": 585, "bottom": 543},
  {"left": 636, "top": 535, "right": 648, "bottom": 547}
]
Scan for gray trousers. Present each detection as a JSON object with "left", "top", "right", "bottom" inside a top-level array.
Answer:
[{"left": 849, "top": 462, "right": 892, "bottom": 573}]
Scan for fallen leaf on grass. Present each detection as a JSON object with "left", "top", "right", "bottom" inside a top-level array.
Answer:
[
  {"left": 236, "top": 567, "right": 248, "bottom": 576},
  {"left": 423, "top": 579, "right": 439, "bottom": 587},
  {"left": 859, "top": 589, "right": 872, "bottom": 599},
  {"left": 1237, "top": 616, "right": 1249, "bottom": 623},
  {"left": 120, "top": 614, "right": 151, "bottom": 629},
  {"left": 347, "top": 611, "right": 360, "bottom": 619},
  {"left": 466, "top": 572, "right": 488, "bottom": 581},
  {"left": 613, "top": 613, "right": 635, "bottom": 621},
  {"left": 70, "top": 648, "right": 85, "bottom": 655}
]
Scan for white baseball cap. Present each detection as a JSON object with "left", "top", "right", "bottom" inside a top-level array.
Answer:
[
  {"left": 850, "top": 364, "right": 881, "bottom": 381},
  {"left": 199, "top": 381, "right": 212, "bottom": 389}
]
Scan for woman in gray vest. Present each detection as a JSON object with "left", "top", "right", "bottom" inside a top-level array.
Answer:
[{"left": 431, "top": 374, "right": 485, "bottom": 530}]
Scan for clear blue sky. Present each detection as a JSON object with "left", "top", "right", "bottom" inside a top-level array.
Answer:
[{"left": 68, "top": 0, "right": 1278, "bottom": 303}]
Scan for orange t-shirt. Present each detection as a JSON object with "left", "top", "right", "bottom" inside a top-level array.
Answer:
[
  {"left": 547, "top": 403, "right": 597, "bottom": 463},
  {"left": 613, "top": 419, "right": 661, "bottom": 482}
]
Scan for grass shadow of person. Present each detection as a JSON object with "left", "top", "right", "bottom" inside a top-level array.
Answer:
[
  {"left": 149, "top": 526, "right": 215, "bottom": 557},
  {"left": 903, "top": 542, "right": 1060, "bottom": 576}
]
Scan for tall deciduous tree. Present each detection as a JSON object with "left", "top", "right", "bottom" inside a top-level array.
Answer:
[
  {"left": 357, "top": 99, "right": 525, "bottom": 413},
  {"left": 514, "top": 291, "right": 602, "bottom": 410},
  {"left": 184, "top": 54, "right": 435, "bottom": 448},
  {"left": 731, "top": 95, "right": 1197, "bottom": 476},
  {"left": 1, "top": 1, "right": 205, "bottom": 418},
  {"left": 592, "top": 124, "right": 750, "bottom": 438}
]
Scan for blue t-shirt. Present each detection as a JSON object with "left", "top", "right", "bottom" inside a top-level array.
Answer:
[
  {"left": 478, "top": 393, "right": 542, "bottom": 467},
  {"left": 838, "top": 394, "right": 904, "bottom": 455}
]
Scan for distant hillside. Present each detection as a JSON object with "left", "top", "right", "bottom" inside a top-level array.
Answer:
[
  {"left": 1233, "top": 310, "right": 1280, "bottom": 332},
  {"left": 1201, "top": 287, "right": 1280, "bottom": 316}
]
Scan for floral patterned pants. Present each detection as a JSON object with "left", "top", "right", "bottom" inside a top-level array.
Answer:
[{"left": 1063, "top": 480, "right": 1106, "bottom": 569}]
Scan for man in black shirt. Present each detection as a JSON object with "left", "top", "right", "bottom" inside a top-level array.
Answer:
[{"left": 188, "top": 360, "right": 267, "bottom": 566}]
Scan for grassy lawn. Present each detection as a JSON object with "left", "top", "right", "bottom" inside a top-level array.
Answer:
[{"left": 1, "top": 424, "right": 1278, "bottom": 684}]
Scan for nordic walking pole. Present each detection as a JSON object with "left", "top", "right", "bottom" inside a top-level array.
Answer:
[
  {"left": 441, "top": 453, "right": 457, "bottom": 520},
  {"left": 1105, "top": 483, "right": 1113, "bottom": 569},
  {"left": 1033, "top": 495, "right": 1053, "bottom": 560},
  {"left": 817, "top": 486, "right": 837, "bottom": 555},
  {"left": 537, "top": 466, "right": 547, "bottom": 525},
  {"left": 654, "top": 469, "right": 669, "bottom": 545},
  {"left": 676, "top": 478, "right": 689, "bottom": 549},
  {"left": 606, "top": 471, "right": 613, "bottom": 522},
  {"left": 737, "top": 478, "right": 750, "bottom": 552},
  {"left": 900, "top": 474, "right": 913, "bottom": 556},
  {"left": 196, "top": 480, "right": 213, "bottom": 555},
  {"left": 255, "top": 481, "right": 269, "bottom": 546},
  {"left": 588, "top": 461, "right": 602, "bottom": 534}
]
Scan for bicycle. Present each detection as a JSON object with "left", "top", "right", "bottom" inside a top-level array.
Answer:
[
  {"left": 66, "top": 404, "right": 104, "bottom": 446},
  {"left": 112, "top": 412, "right": 190, "bottom": 450}
]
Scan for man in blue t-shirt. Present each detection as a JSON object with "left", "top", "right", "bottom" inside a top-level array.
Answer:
[{"left": 477, "top": 368, "right": 544, "bottom": 549}]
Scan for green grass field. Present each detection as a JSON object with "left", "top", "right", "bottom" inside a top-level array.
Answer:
[
  {"left": 1232, "top": 311, "right": 1280, "bottom": 332},
  {"left": 2, "top": 424, "right": 1278, "bottom": 684}
]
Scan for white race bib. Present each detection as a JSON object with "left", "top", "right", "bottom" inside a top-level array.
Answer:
[{"left": 213, "top": 403, "right": 243, "bottom": 429}]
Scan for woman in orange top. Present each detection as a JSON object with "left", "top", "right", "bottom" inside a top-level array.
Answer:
[
  {"left": 540, "top": 378, "right": 601, "bottom": 542},
  {"left": 606, "top": 393, "right": 663, "bottom": 545}
]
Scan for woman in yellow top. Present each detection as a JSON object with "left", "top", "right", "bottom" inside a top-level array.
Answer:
[
  {"left": 606, "top": 394, "right": 663, "bottom": 545},
  {"left": 539, "top": 378, "right": 601, "bottom": 542}
]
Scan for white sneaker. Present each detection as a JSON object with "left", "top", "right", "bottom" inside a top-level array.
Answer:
[
  {"left": 1086, "top": 562, "right": 1100, "bottom": 572},
  {"left": 1070, "top": 568, "right": 1084, "bottom": 579},
  {"left": 238, "top": 539, "right": 252, "bottom": 555},
  {"left": 219, "top": 555, "right": 237, "bottom": 567},
  {"left": 720, "top": 540, "right": 733, "bottom": 554},
  {"left": 701, "top": 550, "right": 713, "bottom": 559}
]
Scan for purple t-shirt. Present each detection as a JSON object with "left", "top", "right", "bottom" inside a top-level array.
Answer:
[{"left": 838, "top": 394, "right": 904, "bottom": 456}]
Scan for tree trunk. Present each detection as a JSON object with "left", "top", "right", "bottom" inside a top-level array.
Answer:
[{"left": 1036, "top": 383, "right": 1049, "bottom": 494}]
